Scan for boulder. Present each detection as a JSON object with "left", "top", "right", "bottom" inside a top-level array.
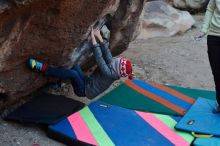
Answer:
[
  {"left": 138, "top": 1, "right": 195, "bottom": 39},
  {"left": 0, "top": 0, "right": 145, "bottom": 109},
  {"left": 172, "top": 0, "right": 209, "bottom": 11}
]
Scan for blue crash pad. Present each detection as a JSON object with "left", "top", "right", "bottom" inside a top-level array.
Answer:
[
  {"left": 194, "top": 137, "right": 220, "bottom": 146},
  {"left": 48, "top": 100, "right": 193, "bottom": 146},
  {"left": 175, "top": 97, "right": 220, "bottom": 136}
]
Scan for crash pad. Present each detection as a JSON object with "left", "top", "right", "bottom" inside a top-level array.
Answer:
[
  {"left": 194, "top": 137, "right": 220, "bottom": 146},
  {"left": 100, "top": 79, "right": 199, "bottom": 115},
  {"left": 48, "top": 101, "right": 194, "bottom": 146},
  {"left": 166, "top": 85, "right": 215, "bottom": 100},
  {"left": 4, "top": 92, "right": 85, "bottom": 125},
  {"left": 100, "top": 79, "right": 216, "bottom": 116},
  {"left": 175, "top": 97, "right": 220, "bottom": 136}
]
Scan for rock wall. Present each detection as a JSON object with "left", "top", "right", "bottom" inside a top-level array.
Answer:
[
  {"left": 0, "top": 0, "right": 145, "bottom": 109},
  {"left": 168, "top": 0, "right": 209, "bottom": 12}
]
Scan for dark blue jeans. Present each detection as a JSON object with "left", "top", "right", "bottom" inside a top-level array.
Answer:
[
  {"left": 45, "top": 64, "right": 86, "bottom": 97},
  {"left": 208, "top": 35, "right": 220, "bottom": 104}
]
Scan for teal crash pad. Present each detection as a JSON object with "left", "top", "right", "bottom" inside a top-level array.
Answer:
[
  {"left": 194, "top": 137, "right": 220, "bottom": 146},
  {"left": 175, "top": 97, "right": 220, "bottom": 136}
]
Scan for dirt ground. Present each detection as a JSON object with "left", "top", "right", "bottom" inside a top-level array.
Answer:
[
  {"left": 0, "top": 14, "right": 215, "bottom": 146},
  {"left": 126, "top": 14, "right": 214, "bottom": 90}
]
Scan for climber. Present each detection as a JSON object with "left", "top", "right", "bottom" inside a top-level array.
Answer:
[{"left": 28, "top": 27, "right": 133, "bottom": 99}]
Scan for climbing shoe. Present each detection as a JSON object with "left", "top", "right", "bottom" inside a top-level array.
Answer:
[{"left": 28, "top": 58, "right": 47, "bottom": 73}]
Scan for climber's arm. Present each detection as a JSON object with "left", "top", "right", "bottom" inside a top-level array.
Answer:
[
  {"left": 91, "top": 28, "right": 114, "bottom": 78},
  {"left": 201, "top": 0, "right": 216, "bottom": 33},
  {"left": 92, "top": 44, "right": 115, "bottom": 77},
  {"left": 93, "top": 28, "right": 113, "bottom": 64},
  {"left": 100, "top": 40, "right": 112, "bottom": 65}
]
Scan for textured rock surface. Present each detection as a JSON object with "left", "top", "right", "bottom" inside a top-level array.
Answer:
[
  {"left": 138, "top": 1, "right": 195, "bottom": 39},
  {"left": 172, "top": 0, "right": 209, "bottom": 12},
  {"left": 0, "top": 0, "right": 145, "bottom": 109}
]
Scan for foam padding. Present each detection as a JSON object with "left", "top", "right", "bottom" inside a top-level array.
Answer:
[
  {"left": 167, "top": 85, "right": 215, "bottom": 100},
  {"left": 48, "top": 101, "right": 194, "bottom": 146},
  {"left": 101, "top": 79, "right": 202, "bottom": 115},
  {"left": 100, "top": 79, "right": 216, "bottom": 116},
  {"left": 175, "top": 97, "right": 220, "bottom": 136},
  {"left": 194, "top": 137, "right": 220, "bottom": 146},
  {"left": 4, "top": 92, "right": 85, "bottom": 125}
]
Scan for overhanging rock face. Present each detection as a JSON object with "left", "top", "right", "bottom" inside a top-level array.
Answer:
[{"left": 0, "top": 0, "right": 145, "bottom": 108}]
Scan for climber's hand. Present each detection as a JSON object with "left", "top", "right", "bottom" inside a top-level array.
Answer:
[
  {"left": 94, "top": 28, "right": 104, "bottom": 43},
  {"left": 91, "top": 28, "right": 97, "bottom": 45},
  {"left": 194, "top": 32, "right": 205, "bottom": 41}
]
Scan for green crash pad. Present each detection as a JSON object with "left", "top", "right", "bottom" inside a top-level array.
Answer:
[
  {"left": 100, "top": 79, "right": 215, "bottom": 116},
  {"left": 167, "top": 85, "right": 215, "bottom": 101}
]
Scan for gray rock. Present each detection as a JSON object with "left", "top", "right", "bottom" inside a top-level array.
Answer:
[
  {"left": 138, "top": 1, "right": 195, "bottom": 39},
  {"left": 173, "top": 0, "right": 209, "bottom": 11}
]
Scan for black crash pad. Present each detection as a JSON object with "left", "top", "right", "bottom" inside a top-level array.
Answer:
[{"left": 4, "top": 92, "right": 85, "bottom": 125}]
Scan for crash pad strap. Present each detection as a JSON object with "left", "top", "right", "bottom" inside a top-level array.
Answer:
[
  {"left": 191, "top": 132, "right": 213, "bottom": 138},
  {"left": 125, "top": 80, "right": 186, "bottom": 115}
]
